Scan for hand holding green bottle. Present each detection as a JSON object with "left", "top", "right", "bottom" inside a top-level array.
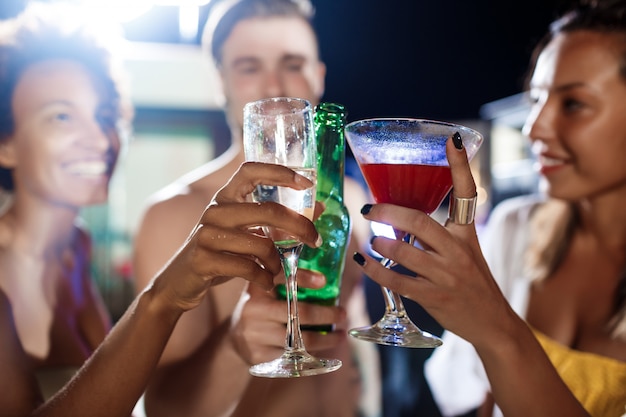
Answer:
[{"left": 276, "top": 102, "right": 351, "bottom": 332}]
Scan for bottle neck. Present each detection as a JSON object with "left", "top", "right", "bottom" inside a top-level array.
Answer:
[
  {"left": 314, "top": 103, "right": 347, "bottom": 202},
  {"left": 316, "top": 129, "right": 345, "bottom": 200}
]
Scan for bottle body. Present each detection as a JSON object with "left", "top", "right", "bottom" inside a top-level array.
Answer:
[
  {"left": 276, "top": 103, "right": 351, "bottom": 326},
  {"left": 296, "top": 192, "right": 350, "bottom": 305}
]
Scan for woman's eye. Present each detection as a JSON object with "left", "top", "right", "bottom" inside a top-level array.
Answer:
[{"left": 563, "top": 98, "right": 584, "bottom": 112}]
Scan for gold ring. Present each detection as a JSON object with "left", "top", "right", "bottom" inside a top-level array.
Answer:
[{"left": 448, "top": 194, "right": 477, "bottom": 225}]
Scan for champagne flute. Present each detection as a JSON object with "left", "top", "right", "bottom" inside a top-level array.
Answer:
[
  {"left": 345, "top": 118, "right": 483, "bottom": 348},
  {"left": 243, "top": 97, "right": 342, "bottom": 377}
]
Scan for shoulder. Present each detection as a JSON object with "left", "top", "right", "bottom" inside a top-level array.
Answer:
[
  {"left": 140, "top": 158, "right": 238, "bottom": 223},
  {"left": 135, "top": 188, "right": 205, "bottom": 252},
  {"left": 139, "top": 176, "right": 217, "bottom": 230}
]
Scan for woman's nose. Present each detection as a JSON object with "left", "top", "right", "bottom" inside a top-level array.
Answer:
[
  {"left": 78, "top": 116, "right": 118, "bottom": 153},
  {"left": 522, "top": 100, "right": 554, "bottom": 144}
]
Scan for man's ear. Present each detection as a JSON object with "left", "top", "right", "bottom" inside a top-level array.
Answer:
[{"left": 0, "top": 138, "right": 17, "bottom": 169}]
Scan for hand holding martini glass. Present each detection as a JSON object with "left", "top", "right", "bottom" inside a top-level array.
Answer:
[{"left": 345, "top": 118, "right": 483, "bottom": 348}]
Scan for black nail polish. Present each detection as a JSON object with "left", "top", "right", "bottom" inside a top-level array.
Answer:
[
  {"left": 361, "top": 204, "right": 373, "bottom": 215},
  {"left": 353, "top": 252, "right": 366, "bottom": 266},
  {"left": 370, "top": 235, "right": 377, "bottom": 245},
  {"left": 452, "top": 131, "right": 463, "bottom": 150}
]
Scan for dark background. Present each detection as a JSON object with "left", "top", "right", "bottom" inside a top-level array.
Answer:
[{"left": 1, "top": 0, "right": 571, "bottom": 122}]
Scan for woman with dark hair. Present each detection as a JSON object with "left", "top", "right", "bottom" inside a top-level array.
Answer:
[
  {"left": 0, "top": 3, "right": 322, "bottom": 417},
  {"left": 1, "top": 160, "right": 322, "bottom": 417},
  {"left": 351, "top": 1, "right": 626, "bottom": 416},
  {"left": 0, "top": 1, "right": 130, "bottom": 399}
]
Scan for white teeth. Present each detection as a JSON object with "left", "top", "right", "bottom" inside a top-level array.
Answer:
[
  {"left": 539, "top": 155, "right": 563, "bottom": 167},
  {"left": 65, "top": 161, "right": 108, "bottom": 176}
]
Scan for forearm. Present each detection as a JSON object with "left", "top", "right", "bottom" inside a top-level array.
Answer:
[
  {"left": 144, "top": 318, "right": 252, "bottom": 417},
  {"left": 32, "top": 288, "right": 182, "bottom": 417},
  {"left": 474, "top": 316, "right": 589, "bottom": 417}
]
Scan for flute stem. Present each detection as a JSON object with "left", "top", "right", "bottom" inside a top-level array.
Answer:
[{"left": 277, "top": 242, "right": 306, "bottom": 353}]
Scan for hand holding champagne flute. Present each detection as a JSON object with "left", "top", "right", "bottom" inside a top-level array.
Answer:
[{"left": 243, "top": 96, "right": 342, "bottom": 377}]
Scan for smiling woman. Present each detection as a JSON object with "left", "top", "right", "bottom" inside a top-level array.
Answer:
[
  {"left": 0, "top": 5, "right": 330, "bottom": 417},
  {"left": 0, "top": 0, "right": 130, "bottom": 401}
]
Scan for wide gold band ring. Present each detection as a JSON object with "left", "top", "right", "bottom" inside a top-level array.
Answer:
[{"left": 448, "top": 194, "right": 477, "bottom": 225}]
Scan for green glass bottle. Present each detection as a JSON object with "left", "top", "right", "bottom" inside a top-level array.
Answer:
[{"left": 276, "top": 103, "right": 351, "bottom": 330}]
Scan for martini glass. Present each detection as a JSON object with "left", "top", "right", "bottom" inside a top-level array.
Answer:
[
  {"left": 345, "top": 118, "right": 483, "bottom": 348},
  {"left": 243, "top": 97, "right": 342, "bottom": 377}
]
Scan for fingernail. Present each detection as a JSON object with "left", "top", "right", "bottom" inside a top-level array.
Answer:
[
  {"left": 452, "top": 131, "right": 463, "bottom": 150},
  {"left": 361, "top": 204, "right": 373, "bottom": 215},
  {"left": 370, "top": 235, "right": 377, "bottom": 245},
  {"left": 353, "top": 252, "right": 366, "bottom": 266},
  {"left": 315, "top": 234, "right": 323, "bottom": 247},
  {"left": 294, "top": 173, "right": 313, "bottom": 189}
]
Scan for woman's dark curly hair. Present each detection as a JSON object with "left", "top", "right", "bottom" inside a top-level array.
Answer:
[{"left": 0, "top": 2, "right": 131, "bottom": 191}]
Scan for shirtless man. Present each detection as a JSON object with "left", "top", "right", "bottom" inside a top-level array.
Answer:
[{"left": 132, "top": 0, "right": 379, "bottom": 416}]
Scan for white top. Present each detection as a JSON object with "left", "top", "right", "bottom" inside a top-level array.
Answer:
[{"left": 425, "top": 194, "right": 544, "bottom": 417}]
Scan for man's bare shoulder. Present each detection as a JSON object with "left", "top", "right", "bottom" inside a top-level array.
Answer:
[{"left": 144, "top": 150, "right": 246, "bottom": 217}]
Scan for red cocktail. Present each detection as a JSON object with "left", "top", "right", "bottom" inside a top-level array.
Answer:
[
  {"left": 360, "top": 163, "right": 452, "bottom": 215},
  {"left": 345, "top": 118, "right": 483, "bottom": 348}
]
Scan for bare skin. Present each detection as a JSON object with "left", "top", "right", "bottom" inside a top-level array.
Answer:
[
  {"left": 354, "top": 30, "right": 626, "bottom": 417},
  {"left": 524, "top": 31, "right": 626, "bottom": 363},
  {"left": 1, "top": 162, "right": 322, "bottom": 417},
  {"left": 354, "top": 138, "right": 591, "bottom": 417},
  {"left": 0, "top": 60, "right": 116, "bottom": 371},
  {"left": 134, "top": 15, "right": 378, "bottom": 417}
]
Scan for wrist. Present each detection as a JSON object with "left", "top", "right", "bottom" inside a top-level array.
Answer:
[{"left": 141, "top": 282, "right": 186, "bottom": 326}]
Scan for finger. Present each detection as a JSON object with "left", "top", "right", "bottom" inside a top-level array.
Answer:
[
  {"left": 352, "top": 251, "right": 428, "bottom": 303},
  {"left": 368, "top": 235, "right": 450, "bottom": 286},
  {"left": 447, "top": 133, "right": 477, "bottom": 199},
  {"left": 313, "top": 201, "right": 325, "bottom": 222},
  {"left": 200, "top": 202, "right": 321, "bottom": 249},
  {"left": 195, "top": 223, "right": 282, "bottom": 274},
  {"left": 297, "top": 303, "right": 346, "bottom": 328},
  {"left": 296, "top": 268, "right": 326, "bottom": 289},
  {"left": 363, "top": 203, "right": 455, "bottom": 256},
  {"left": 190, "top": 246, "right": 276, "bottom": 290},
  {"left": 213, "top": 162, "right": 314, "bottom": 204},
  {"left": 246, "top": 275, "right": 277, "bottom": 298}
]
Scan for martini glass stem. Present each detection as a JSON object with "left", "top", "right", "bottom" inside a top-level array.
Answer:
[{"left": 380, "top": 234, "right": 413, "bottom": 319}]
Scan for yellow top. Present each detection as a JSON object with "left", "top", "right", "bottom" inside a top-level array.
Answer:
[{"left": 534, "top": 330, "right": 626, "bottom": 417}]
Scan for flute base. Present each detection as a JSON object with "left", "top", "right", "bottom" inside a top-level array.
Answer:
[
  {"left": 349, "top": 313, "right": 443, "bottom": 348},
  {"left": 249, "top": 350, "right": 342, "bottom": 378}
]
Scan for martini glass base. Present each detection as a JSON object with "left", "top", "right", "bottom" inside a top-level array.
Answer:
[
  {"left": 249, "top": 350, "right": 342, "bottom": 378},
  {"left": 349, "top": 313, "right": 443, "bottom": 348}
]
